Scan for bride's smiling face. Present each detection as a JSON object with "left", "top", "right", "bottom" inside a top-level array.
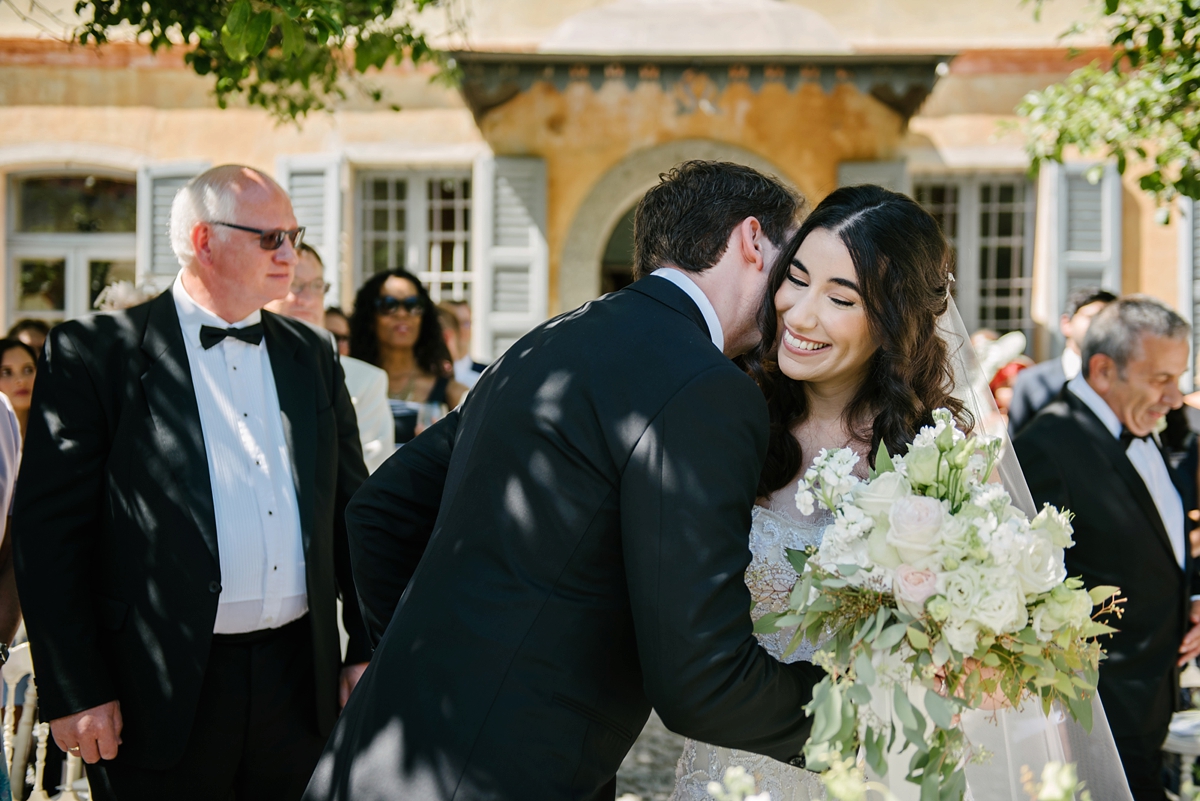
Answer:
[{"left": 775, "top": 228, "right": 879, "bottom": 387}]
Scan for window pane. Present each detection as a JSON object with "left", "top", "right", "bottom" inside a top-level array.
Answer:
[
  {"left": 372, "top": 208, "right": 389, "bottom": 232},
  {"left": 976, "top": 178, "right": 1030, "bottom": 335},
  {"left": 372, "top": 180, "right": 388, "bottom": 201},
  {"left": 17, "top": 258, "right": 66, "bottom": 311},
  {"left": 89, "top": 259, "right": 136, "bottom": 307},
  {"left": 16, "top": 176, "right": 136, "bottom": 233}
]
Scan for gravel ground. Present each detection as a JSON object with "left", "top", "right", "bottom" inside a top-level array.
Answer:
[{"left": 615, "top": 711, "right": 688, "bottom": 801}]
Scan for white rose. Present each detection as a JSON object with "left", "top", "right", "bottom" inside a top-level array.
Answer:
[
  {"left": 1012, "top": 532, "right": 1066, "bottom": 596},
  {"left": 942, "top": 620, "right": 981, "bottom": 655},
  {"left": 887, "top": 496, "right": 944, "bottom": 564},
  {"left": 893, "top": 564, "right": 939, "bottom": 618},
  {"left": 972, "top": 580, "right": 1027, "bottom": 634},
  {"left": 1030, "top": 505, "right": 1075, "bottom": 548},
  {"left": 853, "top": 471, "right": 911, "bottom": 521},
  {"left": 904, "top": 445, "right": 942, "bottom": 487},
  {"left": 866, "top": 526, "right": 903, "bottom": 569}
]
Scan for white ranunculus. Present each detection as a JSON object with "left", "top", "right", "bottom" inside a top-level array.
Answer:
[
  {"left": 893, "top": 565, "right": 939, "bottom": 618},
  {"left": 938, "top": 564, "right": 984, "bottom": 620},
  {"left": 887, "top": 496, "right": 944, "bottom": 564},
  {"left": 853, "top": 471, "right": 911, "bottom": 521},
  {"left": 1012, "top": 532, "right": 1066, "bottom": 596},
  {"left": 1030, "top": 505, "right": 1075, "bottom": 548},
  {"left": 1031, "top": 585, "right": 1093, "bottom": 639},
  {"left": 972, "top": 579, "right": 1027, "bottom": 634}
]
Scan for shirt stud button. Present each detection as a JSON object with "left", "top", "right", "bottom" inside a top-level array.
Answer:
[{"left": 208, "top": 581, "right": 221, "bottom": 594}]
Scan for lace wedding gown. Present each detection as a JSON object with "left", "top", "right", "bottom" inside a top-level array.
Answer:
[{"left": 670, "top": 500, "right": 830, "bottom": 801}]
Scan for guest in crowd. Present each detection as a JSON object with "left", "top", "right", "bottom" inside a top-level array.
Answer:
[
  {"left": 1008, "top": 286, "right": 1117, "bottom": 434},
  {"left": 323, "top": 307, "right": 352, "bottom": 358},
  {"left": 349, "top": 269, "right": 466, "bottom": 446},
  {"left": 5, "top": 320, "right": 48, "bottom": 361},
  {"left": 0, "top": 393, "right": 20, "bottom": 801},
  {"left": 1015, "top": 296, "right": 1200, "bottom": 801},
  {"left": 266, "top": 245, "right": 394, "bottom": 472},
  {"left": 12, "top": 164, "right": 371, "bottom": 801},
  {"left": 0, "top": 340, "right": 36, "bottom": 437},
  {"left": 436, "top": 304, "right": 480, "bottom": 390},
  {"left": 440, "top": 299, "right": 487, "bottom": 387}
]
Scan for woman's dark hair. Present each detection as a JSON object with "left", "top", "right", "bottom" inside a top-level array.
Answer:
[
  {"left": 0, "top": 339, "right": 38, "bottom": 369},
  {"left": 6, "top": 319, "right": 49, "bottom": 339},
  {"left": 745, "top": 184, "right": 969, "bottom": 497},
  {"left": 348, "top": 269, "right": 452, "bottom": 377}
]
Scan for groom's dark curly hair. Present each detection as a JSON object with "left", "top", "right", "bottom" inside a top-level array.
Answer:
[
  {"left": 745, "top": 184, "right": 971, "bottom": 497},
  {"left": 632, "top": 160, "right": 805, "bottom": 278}
]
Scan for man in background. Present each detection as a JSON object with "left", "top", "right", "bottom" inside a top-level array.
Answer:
[
  {"left": 14, "top": 165, "right": 370, "bottom": 800},
  {"left": 1015, "top": 296, "right": 1200, "bottom": 801},
  {"left": 5, "top": 320, "right": 48, "bottom": 361},
  {"left": 440, "top": 299, "right": 486, "bottom": 388},
  {"left": 268, "top": 244, "right": 394, "bottom": 470},
  {"left": 1008, "top": 286, "right": 1116, "bottom": 434}
]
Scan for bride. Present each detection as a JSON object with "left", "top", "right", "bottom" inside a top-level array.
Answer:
[{"left": 670, "top": 184, "right": 1132, "bottom": 801}]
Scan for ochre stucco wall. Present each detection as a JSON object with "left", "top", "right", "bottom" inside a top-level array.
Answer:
[{"left": 475, "top": 76, "right": 905, "bottom": 313}]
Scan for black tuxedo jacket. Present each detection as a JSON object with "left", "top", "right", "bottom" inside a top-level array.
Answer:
[
  {"left": 1007, "top": 358, "right": 1067, "bottom": 436},
  {"left": 12, "top": 290, "right": 371, "bottom": 769},
  {"left": 305, "top": 277, "right": 824, "bottom": 801},
  {"left": 1014, "top": 388, "right": 1198, "bottom": 741}
]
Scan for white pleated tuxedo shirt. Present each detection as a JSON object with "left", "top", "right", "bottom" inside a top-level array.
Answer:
[
  {"left": 1067, "top": 373, "right": 1187, "bottom": 569},
  {"left": 650, "top": 268, "right": 724, "bottom": 352},
  {"left": 173, "top": 275, "right": 307, "bottom": 634}
]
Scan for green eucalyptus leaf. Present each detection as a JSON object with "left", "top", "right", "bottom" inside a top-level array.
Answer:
[
  {"left": 786, "top": 548, "right": 809, "bottom": 576},
  {"left": 932, "top": 637, "right": 951, "bottom": 668},
  {"left": 752, "top": 612, "right": 785, "bottom": 634},
  {"left": 923, "top": 689, "right": 957, "bottom": 730},
  {"left": 855, "top": 652, "right": 877, "bottom": 685},
  {"left": 1088, "top": 585, "right": 1120, "bottom": 605},
  {"left": 907, "top": 626, "right": 931, "bottom": 650},
  {"left": 864, "top": 727, "right": 888, "bottom": 776},
  {"left": 876, "top": 623, "right": 908, "bottom": 650},
  {"left": 848, "top": 682, "right": 872, "bottom": 704},
  {"left": 875, "top": 440, "right": 896, "bottom": 474}
]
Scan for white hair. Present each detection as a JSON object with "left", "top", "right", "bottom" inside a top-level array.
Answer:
[{"left": 168, "top": 165, "right": 283, "bottom": 269}]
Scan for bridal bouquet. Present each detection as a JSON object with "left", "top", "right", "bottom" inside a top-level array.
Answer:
[{"left": 756, "top": 409, "right": 1121, "bottom": 801}]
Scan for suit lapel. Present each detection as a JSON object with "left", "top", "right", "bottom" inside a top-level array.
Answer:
[
  {"left": 263, "top": 313, "right": 316, "bottom": 557},
  {"left": 139, "top": 292, "right": 220, "bottom": 568},
  {"left": 1064, "top": 390, "right": 1181, "bottom": 572}
]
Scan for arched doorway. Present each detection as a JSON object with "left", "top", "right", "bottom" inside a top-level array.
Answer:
[
  {"left": 558, "top": 139, "right": 791, "bottom": 311},
  {"left": 600, "top": 204, "right": 637, "bottom": 295}
]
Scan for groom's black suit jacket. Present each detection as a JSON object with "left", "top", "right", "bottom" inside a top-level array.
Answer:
[
  {"left": 1014, "top": 388, "right": 1198, "bottom": 744},
  {"left": 305, "top": 277, "right": 824, "bottom": 801},
  {"left": 12, "top": 291, "right": 371, "bottom": 769}
]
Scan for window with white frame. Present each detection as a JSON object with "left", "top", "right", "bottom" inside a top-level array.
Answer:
[
  {"left": 914, "top": 175, "right": 1035, "bottom": 338},
  {"left": 357, "top": 170, "right": 472, "bottom": 302},
  {"left": 6, "top": 172, "right": 138, "bottom": 326}
]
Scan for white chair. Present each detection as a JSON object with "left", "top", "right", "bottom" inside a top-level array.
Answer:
[{"left": 1, "top": 644, "right": 87, "bottom": 801}]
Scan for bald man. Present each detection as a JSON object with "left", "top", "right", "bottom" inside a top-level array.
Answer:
[{"left": 13, "top": 165, "right": 371, "bottom": 801}]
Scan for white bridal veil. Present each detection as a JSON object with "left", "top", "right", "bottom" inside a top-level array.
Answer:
[{"left": 937, "top": 296, "right": 1135, "bottom": 801}]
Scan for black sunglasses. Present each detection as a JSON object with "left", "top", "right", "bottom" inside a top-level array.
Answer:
[
  {"left": 375, "top": 295, "right": 426, "bottom": 316},
  {"left": 213, "top": 221, "right": 305, "bottom": 251}
]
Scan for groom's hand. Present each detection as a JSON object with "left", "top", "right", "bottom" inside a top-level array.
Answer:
[
  {"left": 339, "top": 662, "right": 369, "bottom": 709},
  {"left": 1178, "top": 600, "right": 1200, "bottom": 666},
  {"left": 50, "top": 700, "right": 122, "bottom": 764}
]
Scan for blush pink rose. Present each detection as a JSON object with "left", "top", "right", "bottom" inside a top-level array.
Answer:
[{"left": 893, "top": 564, "right": 939, "bottom": 618}]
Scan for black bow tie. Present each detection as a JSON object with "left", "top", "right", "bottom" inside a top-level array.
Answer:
[
  {"left": 200, "top": 323, "right": 263, "bottom": 350},
  {"left": 1119, "top": 428, "right": 1152, "bottom": 449}
]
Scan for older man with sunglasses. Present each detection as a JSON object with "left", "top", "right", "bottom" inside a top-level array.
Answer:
[{"left": 13, "top": 165, "right": 371, "bottom": 801}]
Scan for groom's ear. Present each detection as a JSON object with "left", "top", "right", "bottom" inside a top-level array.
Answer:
[{"left": 735, "top": 217, "right": 766, "bottom": 270}]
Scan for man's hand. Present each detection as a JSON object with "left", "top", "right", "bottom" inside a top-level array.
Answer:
[
  {"left": 339, "top": 662, "right": 369, "bottom": 709},
  {"left": 50, "top": 701, "right": 122, "bottom": 764},
  {"left": 1179, "top": 599, "right": 1200, "bottom": 666}
]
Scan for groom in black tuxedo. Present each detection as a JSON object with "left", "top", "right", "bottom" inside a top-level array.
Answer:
[
  {"left": 304, "top": 162, "right": 825, "bottom": 801},
  {"left": 1015, "top": 296, "right": 1200, "bottom": 801},
  {"left": 13, "top": 166, "right": 371, "bottom": 800}
]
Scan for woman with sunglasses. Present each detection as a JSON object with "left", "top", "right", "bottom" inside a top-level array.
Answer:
[{"left": 349, "top": 269, "right": 466, "bottom": 446}]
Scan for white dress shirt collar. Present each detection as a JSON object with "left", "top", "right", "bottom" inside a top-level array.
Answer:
[
  {"left": 649, "top": 268, "right": 724, "bottom": 352},
  {"left": 1066, "top": 373, "right": 1122, "bottom": 439},
  {"left": 172, "top": 273, "right": 262, "bottom": 347},
  {"left": 1061, "top": 347, "right": 1082, "bottom": 381}
]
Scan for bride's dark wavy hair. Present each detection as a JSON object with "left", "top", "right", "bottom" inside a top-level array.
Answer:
[{"left": 744, "top": 184, "right": 971, "bottom": 497}]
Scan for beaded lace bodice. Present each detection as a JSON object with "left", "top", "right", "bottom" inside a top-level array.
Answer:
[{"left": 670, "top": 502, "right": 831, "bottom": 801}]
